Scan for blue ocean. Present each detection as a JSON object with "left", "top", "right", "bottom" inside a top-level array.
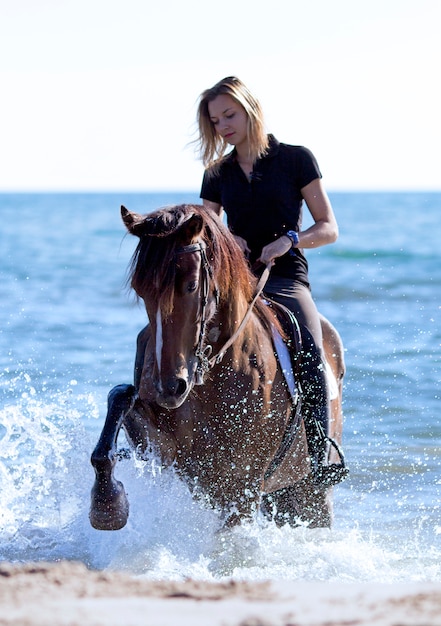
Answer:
[{"left": 1, "top": 191, "right": 440, "bottom": 581}]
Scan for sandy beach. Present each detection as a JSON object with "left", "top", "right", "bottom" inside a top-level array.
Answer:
[{"left": 0, "top": 561, "right": 440, "bottom": 626}]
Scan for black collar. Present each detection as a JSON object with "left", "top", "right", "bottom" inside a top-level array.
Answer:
[{"left": 224, "top": 134, "right": 280, "bottom": 166}]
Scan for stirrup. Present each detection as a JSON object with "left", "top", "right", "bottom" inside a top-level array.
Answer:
[
  {"left": 311, "top": 436, "right": 349, "bottom": 487},
  {"left": 312, "top": 462, "right": 349, "bottom": 487}
]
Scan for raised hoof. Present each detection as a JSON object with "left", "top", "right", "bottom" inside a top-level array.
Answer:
[{"left": 89, "top": 480, "right": 129, "bottom": 531}]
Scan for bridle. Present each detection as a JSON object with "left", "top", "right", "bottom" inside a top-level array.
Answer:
[
  {"left": 175, "top": 241, "right": 216, "bottom": 384},
  {"left": 175, "top": 240, "right": 271, "bottom": 384}
]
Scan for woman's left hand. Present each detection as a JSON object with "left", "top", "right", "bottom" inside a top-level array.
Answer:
[{"left": 256, "top": 236, "right": 292, "bottom": 266}]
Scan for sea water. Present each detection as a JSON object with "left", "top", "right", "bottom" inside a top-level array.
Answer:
[{"left": 1, "top": 191, "right": 440, "bottom": 582}]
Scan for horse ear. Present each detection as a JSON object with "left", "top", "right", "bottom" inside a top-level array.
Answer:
[
  {"left": 182, "top": 212, "right": 204, "bottom": 243},
  {"left": 121, "top": 205, "right": 145, "bottom": 237}
]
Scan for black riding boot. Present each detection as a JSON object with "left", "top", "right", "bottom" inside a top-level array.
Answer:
[{"left": 299, "top": 328, "right": 348, "bottom": 487}]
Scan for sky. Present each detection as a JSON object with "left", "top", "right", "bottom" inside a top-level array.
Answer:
[{"left": 0, "top": 0, "right": 440, "bottom": 192}]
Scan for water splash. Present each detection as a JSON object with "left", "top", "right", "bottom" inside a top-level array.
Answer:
[
  {"left": 0, "top": 374, "right": 96, "bottom": 562},
  {"left": 0, "top": 373, "right": 440, "bottom": 582}
]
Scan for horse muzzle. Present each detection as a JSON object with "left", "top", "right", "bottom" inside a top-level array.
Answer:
[{"left": 155, "top": 374, "right": 193, "bottom": 409}]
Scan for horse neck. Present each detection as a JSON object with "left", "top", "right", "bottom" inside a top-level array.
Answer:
[
  {"left": 218, "top": 288, "right": 250, "bottom": 335},
  {"left": 210, "top": 288, "right": 265, "bottom": 363}
]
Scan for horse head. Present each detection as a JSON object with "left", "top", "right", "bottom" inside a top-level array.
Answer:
[{"left": 122, "top": 204, "right": 221, "bottom": 409}]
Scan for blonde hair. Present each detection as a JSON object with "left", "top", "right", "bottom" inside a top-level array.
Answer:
[{"left": 196, "top": 76, "right": 269, "bottom": 173}]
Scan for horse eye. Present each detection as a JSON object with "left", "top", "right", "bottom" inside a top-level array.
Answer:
[{"left": 187, "top": 280, "right": 198, "bottom": 293}]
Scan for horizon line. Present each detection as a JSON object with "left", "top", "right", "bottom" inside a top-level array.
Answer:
[{"left": 1, "top": 187, "right": 440, "bottom": 195}]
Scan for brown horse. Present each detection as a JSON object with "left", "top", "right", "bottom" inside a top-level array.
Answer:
[{"left": 90, "top": 204, "right": 346, "bottom": 531}]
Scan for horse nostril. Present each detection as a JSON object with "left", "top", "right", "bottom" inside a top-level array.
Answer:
[
  {"left": 164, "top": 377, "right": 188, "bottom": 398},
  {"left": 157, "top": 376, "right": 190, "bottom": 409},
  {"left": 175, "top": 378, "right": 188, "bottom": 397}
]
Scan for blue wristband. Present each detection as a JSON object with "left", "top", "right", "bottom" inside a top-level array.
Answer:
[{"left": 285, "top": 230, "right": 299, "bottom": 247}]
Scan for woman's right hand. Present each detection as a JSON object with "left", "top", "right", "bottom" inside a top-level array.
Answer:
[{"left": 233, "top": 235, "right": 251, "bottom": 258}]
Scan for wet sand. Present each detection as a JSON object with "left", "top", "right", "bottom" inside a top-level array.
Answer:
[{"left": 0, "top": 561, "right": 440, "bottom": 625}]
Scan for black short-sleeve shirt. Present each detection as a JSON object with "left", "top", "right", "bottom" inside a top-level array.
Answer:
[{"left": 200, "top": 135, "right": 321, "bottom": 285}]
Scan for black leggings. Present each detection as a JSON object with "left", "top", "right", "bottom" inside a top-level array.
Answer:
[{"left": 264, "top": 278, "right": 323, "bottom": 352}]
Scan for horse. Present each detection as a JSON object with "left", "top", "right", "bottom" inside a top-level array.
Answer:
[{"left": 90, "top": 204, "right": 346, "bottom": 531}]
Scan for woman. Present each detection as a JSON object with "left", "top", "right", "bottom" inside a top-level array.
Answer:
[{"left": 196, "top": 76, "right": 347, "bottom": 486}]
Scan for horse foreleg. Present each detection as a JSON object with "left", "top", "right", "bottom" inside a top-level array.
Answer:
[{"left": 89, "top": 383, "right": 136, "bottom": 530}]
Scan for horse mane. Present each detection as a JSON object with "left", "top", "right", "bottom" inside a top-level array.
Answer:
[
  {"left": 127, "top": 204, "right": 276, "bottom": 333},
  {"left": 126, "top": 205, "right": 197, "bottom": 315}
]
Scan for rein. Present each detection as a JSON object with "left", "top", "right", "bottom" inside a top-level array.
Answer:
[
  {"left": 206, "top": 263, "right": 271, "bottom": 368},
  {"left": 175, "top": 241, "right": 272, "bottom": 382}
]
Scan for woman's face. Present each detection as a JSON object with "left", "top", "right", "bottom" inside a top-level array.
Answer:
[{"left": 208, "top": 94, "right": 248, "bottom": 149}]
